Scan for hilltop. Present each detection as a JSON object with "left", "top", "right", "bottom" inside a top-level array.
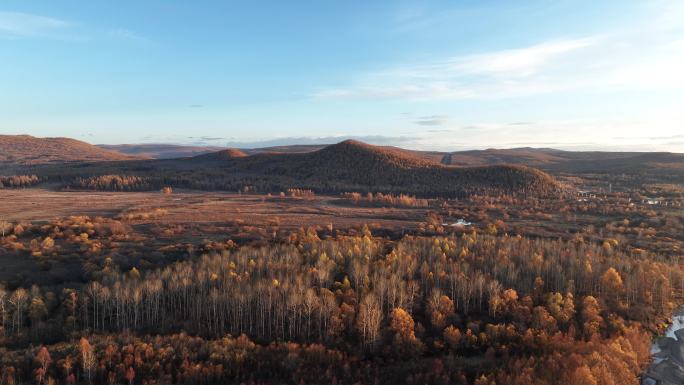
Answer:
[
  {"left": 24, "top": 139, "right": 561, "bottom": 197},
  {"left": 4, "top": 134, "right": 682, "bottom": 192},
  {"left": 0, "top": 135, "right": 136, "bottom": 166},
  {"left": 192, "top": 148, "right": 248, "bottom": 160},
  {"left": 100, "top": 141, "right": 684, "bottom": 178},
  {"left": 440, "top": 147, "right": 684, "bottom": 170}
]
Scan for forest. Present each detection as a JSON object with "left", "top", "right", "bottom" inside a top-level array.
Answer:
[
  {"left": 4, "top": 141, "right": 564, "bottom": 198},
  {"left": 1, "top": 210, "right": 681, "bottom": 384},
  {"left": 2, "top": 0, "right": 683, "bottom": 380},
  {"left": 1, "top": 139, "right": 683, "bottom": 384}
]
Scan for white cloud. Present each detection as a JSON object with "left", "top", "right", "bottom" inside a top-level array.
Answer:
[
  {"left": 314, "top": 3, "right": 684, "bottom": 102},
  {"left": 449, "top": 38, "right": 596, "bottom": 77},
  {"left": 0, "top": 11, "right": 70, "bottom": 37},
  {"left": 314, "top": 33, "right": 684, "bottom": 101},
  {"left": 414, "top": 115, "right": 448, "bottom": 126},
  {"left": 654, "top": 0, "right": 684, "bottom": 30},
  {"left": 408, "top": 114, "right": 684, "bottom": 152}
]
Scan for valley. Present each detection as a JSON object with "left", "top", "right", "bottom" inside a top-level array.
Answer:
[{"left": 1, "top": 136, "right": 683, "bottom": 385}]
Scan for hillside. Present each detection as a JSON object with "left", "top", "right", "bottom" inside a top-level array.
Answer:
[
  {"left": 4, "top": 135, "right": 681, "bottom": 192},
  {"left": 238, "top": 144, "right": 684, "bottom": 175},
  {"left": 24, "top": 139, "right": 561, "bottom": 197},
  {"left": 274, "top": 140, "right": 561, "bottom": 196},
  {"left": 99, "top": 144, "right": 226, "bottom": 159},
  {"left": 111, "top": 142, "right": 682, "bottom": 181},
  {"left": 441, "top": 148, "right": 684, "bottom": 188},
  {"left": 0, "top": 135, "right": 136, "bottom": 166},
  {"left": 192, "top": 148, "right": 248, "bottom": 160},
  {"left": 441, "top": 148, "right": 684, "bottom": 170}
]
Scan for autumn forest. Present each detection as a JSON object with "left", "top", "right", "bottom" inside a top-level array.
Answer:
[{"left": 1, "top": 137, "right": 684, "bottom": 385}]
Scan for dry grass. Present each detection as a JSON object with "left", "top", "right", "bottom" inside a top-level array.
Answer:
[{"left": 0, "top": 189, "right": 429, "bottom": 231}]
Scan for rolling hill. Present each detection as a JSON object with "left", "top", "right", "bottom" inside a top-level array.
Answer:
[
  {"left": 99, "top": 144, "right": 226, "bottom": 159},
  {"left": 192, "top": 148, "right": 249, "bottom": 160},
  {"left": 224, "top": 144, "right": 684, "bottom": 187},
  {"left": 98, "top": 142, "right": 684, "bottom": 178},
  {"left": 0, "top": 135, "right": 136, "bottom": 166},
  {"left": 439, "top": 147, "right": 684, "bottom": 170},
  {"left": 235, "top": 140, "right": 561, "bottom": 196},
  {"left": 12, "top": 139, "right": 562, "bottom": 197},
  {"left": 35, "top": 141, "right": 560, "bottom": 196},
  {"left": 3, "top": 134, "right": 681, "bottom": 192}
]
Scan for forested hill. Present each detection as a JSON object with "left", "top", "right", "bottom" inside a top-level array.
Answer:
[
  {"left": 6, "top": 139, "right": 563, "bottom": 197},
  {"left": 95, "top": 139, "right": 684, "bottom": 188},
  {"left": 0, "top": 135, "right": 137, "bottom": 166},
  {"left": 201, "top": 139, "right": 562, "bottom": 196}
]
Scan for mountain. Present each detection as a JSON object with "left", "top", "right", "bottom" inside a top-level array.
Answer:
[
  {"left": 440, "top": 148, "right": 568, "bottom": 167},
  {"left": 98, "top": 144, "right": 226, "bottom": 159},
  {"left": 93, "top": 141, "right": 684, "bottom": 177},
  {"left": 193, "top": 148, "right": 248, "bottom": 160},
  {"left": 0, "top": 135, "right": 136, "bottom": 167},
  {"left": 4, "top": 134, "right": 681, "bottom": 191},
  {"left": 20, "top": 140, "right": 562, "bottom": 197},
  {"left": 99, "top": 143, "right": 440, "bottom": 159},
  {"left": 227, "top": 140, "right": 561, "bottom": 196},
  {"left": 99, "top": 144, "right": 333, "bottom": 158},
  {"left": 439, "top": 148, "right": 684, "bottom": 170},
  {"left": 439, "top": 148, "right": 684, "bottom": 187}
]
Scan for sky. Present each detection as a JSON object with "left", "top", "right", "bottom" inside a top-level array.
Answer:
[{"left": 1, "top": 0, "right": 683, "bottom": 151}]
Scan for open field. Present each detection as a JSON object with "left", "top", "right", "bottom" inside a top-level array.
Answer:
[{"left": 0, "top": 189, "right": 428, "bottom": 229}]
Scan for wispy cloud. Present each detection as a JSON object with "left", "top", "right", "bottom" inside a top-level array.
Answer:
[
  {"left": 414, "top": 115, "right": 448, "bottom": 126},
  {"left": 0, "top": 11, "right": 146, "bottom": 42},
  {"left": 314, "top": 3, "right": 684, "bottom": 102},
  {"left": 405, "top": 113, "right": 684, "bottom": 152},
  {"left": 654, "top": 0, "right": 684, "bottom": 30},
  {"left": 313, "top": 37, "right": 598, "bottom": 100},
  {"left": 449, "top": 38, "right": 596, "bottom": 77},
  {"left": 0, "top": 11, "right": 70, "bottom": 38}
]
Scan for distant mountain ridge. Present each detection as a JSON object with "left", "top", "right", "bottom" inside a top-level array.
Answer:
[
  {"left": 97, "top": 141, "right": 684, "bottom": 176},
  {"left": 3, "top": 134, "right": 681, "bottom": 193},
  {"left": 98, "top": 144, "right": 226, "bottom": 159},
  {"left": 6, "top": 138, "right": 562, "bottom": 197}
]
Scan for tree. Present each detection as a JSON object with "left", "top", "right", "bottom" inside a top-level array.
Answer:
[
  {"left": 581, "top": 296, "right": 603, "bottom": 337},
  {"left": 389, "top": 308, "right": 424, "bottom": 358},
  {"left": 600, "top": 268, "right": 624, "bottom": 306},
  {"left": 79, "top": 338, "right": 96, "bottom": 385},
  {"left": 356, "top": 294, "right": 383, "bottom": 348},
  {"left": 29, "top": 297, "right": 48, "bottom": 325},
  {"left": 443, "top": 325, "right": 462, "bottom": 350},
  {"left": 41, "top": 237, "right": 55, "bottom": 251},
  {"left": 62, "top": 355, "right": 74, "bottom": 379},
  {"left": 428, "top": 291, "right": 454, "bottom": 330},
  {"left": 532, "top": 306, "right": 557, "bottom": 333},
  {"left": 9, "top": 288, "right": 29, "bottom": 332},
  {"left": 125, "top": 366, "right": 135, "bottom": 385},
  {"left": 570, "top": 365, "right": 597, "bottom": 385},
  {"left": 546, "top": 292, "right": 575, "bottom": 326},
  {"left": 34, "top": 347, "right": 52, "bottom": 385},
  {"left": 0, "top": 286, "right": 7, "bottom": 336}
]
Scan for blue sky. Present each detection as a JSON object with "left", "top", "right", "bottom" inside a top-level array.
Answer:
[{"left": 1, "top": 0, "right": 683, "bottom": 151}]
